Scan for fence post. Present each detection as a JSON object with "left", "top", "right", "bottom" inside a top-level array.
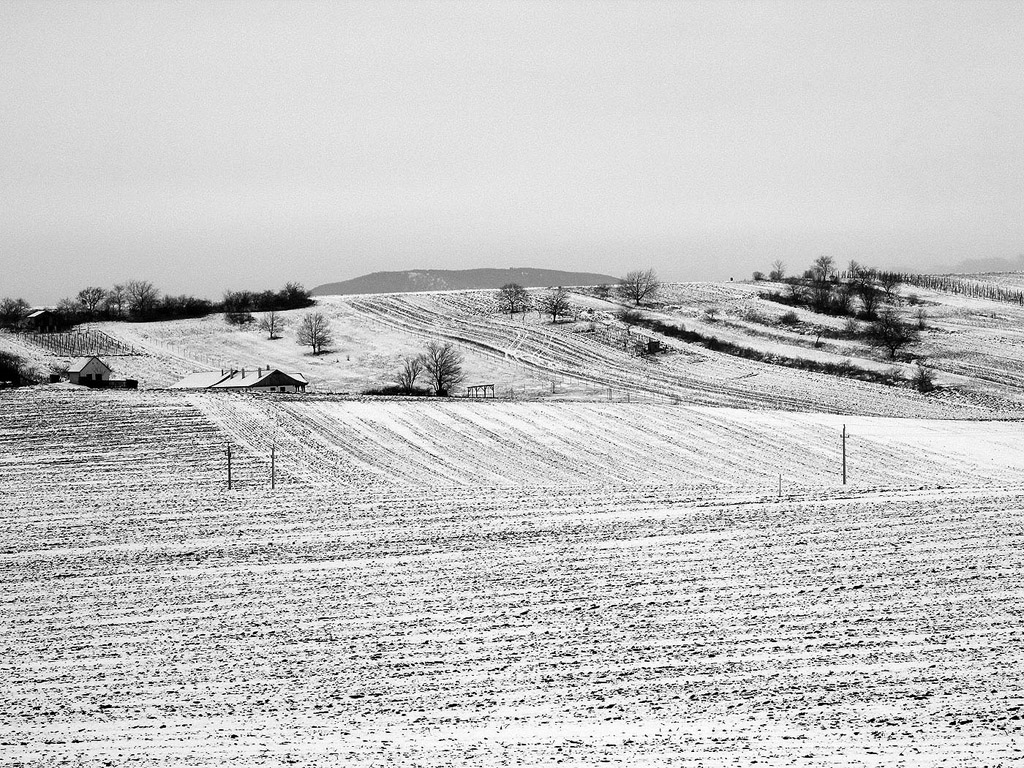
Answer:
[
  {"left": 227, "top": 445, "right": 232, "bottom": 490},
  {"left": 841, "top": 425, "right": 847, "bottom": 485}
]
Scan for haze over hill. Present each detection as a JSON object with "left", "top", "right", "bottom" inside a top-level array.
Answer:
[{"left": 312, "top": 268, "right": 619, "bottom": 296}]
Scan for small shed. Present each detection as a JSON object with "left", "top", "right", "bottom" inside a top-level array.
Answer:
[
  {"left": 68, "top": 356, "right": 112, "bottom": 385},
  {"left": 25, "top": 309, "right": 68, "bottom": 333}
]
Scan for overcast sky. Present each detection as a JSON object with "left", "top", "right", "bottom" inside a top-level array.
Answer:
[{"left": 2, "top": 0, "right": 1023, "bottom": 303}]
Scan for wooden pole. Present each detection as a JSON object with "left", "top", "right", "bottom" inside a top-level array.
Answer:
[
  {"left": 842, "top": 424, "right": 847, "bottom": 485},
  {"left": 271, "top": 444, "right": 276, "bottom": 489},
  {"left": 227, "top": 445, "right": 232, "bottom": 490}
]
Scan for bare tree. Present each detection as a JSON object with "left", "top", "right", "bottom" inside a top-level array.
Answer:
[
  {"left": 811, "top": 255, "right": 835, "bottom": 283},
  {"left": 258, "top": 311, "right": 286, "bottom": 339},
  {"left": 857, "top": 280, "right": 881, "bottom": 319},
  {"left": 76, "top": 287, "right": 107, "bottom": 319},
  {"left": 618, "top": 269, "right": 661, "bottom": 305},
  {"left": 0, "top": 297, "right": 30, "bottom": 328},
  {"left": 104, "top": 284, "right": 127, "bottom": 318},
  {"left": 125, "top": 279, "right": 160, "bottom": 319},
  {"left": 296, "top": 312, "right": 333, "bottom": 355},
  {"left": 223, "top": 289, "right": 255, "bottom": 325},
  {"left": 395, "top": 355, "right": 425, "bottom": 393},
  {"left": 496, "top": 283, "right": 531, "bottom": 318},
  {"left": 422, "top": 340, "right": 465, "bottom": 396},
  {"left": 878, "top": 272, "right": 902, "bottom": 300},
  {"left": 768, "top": 259, "right": 786, "bottom": 282},
  {"left": 537, "top": 287, "right": 571, "bottom": 322},
  {"left": 55, "top": 297, "right": 79, "bottom": 325},
  {"left": 866, "top": 309, "right": 919, "bottom": 359}
]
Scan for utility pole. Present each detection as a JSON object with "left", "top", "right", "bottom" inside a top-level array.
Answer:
[
  {"left": 842, "top": 424, "right": 847, "bottom": 485},
  {"left": 227, "top": 445, "right": 232, "bottom": 490},
  {"left": 271, "top": 444, "right": 276, "bottom": 490}
]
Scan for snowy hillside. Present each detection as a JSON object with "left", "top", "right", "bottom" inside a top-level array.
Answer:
[{"left": 5, "top": 277, "right": 1024, "bottom": 416}]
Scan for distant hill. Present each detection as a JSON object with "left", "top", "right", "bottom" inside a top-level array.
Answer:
[{"left": 312, "top": 268, "right": 620, "bottom": 296}]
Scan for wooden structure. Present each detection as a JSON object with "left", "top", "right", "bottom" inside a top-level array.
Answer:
[
  {"left": 24, "top": 309, "right": 69, "bottom": 333},
  {"left": 466, "top": 384, "right": 495, "bottom": 398},
  {"left": 68, "top": 356, "right": 112, "bottom": 386}
]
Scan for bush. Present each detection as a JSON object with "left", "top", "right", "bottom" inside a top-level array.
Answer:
[
  {"left": 225, "top": 312, "right": 254, "bottom": 326},
  {"left": 0, "top": 351, "right": 41, "bottom": 387},
  {"left": 752, "top": 271, "right": 765, "bottom": 281},
  {"left": 779, "top": 310, "right": 800, "bottom": 326},
  {"left": 362, "top": 385, "right": 431, "bottom": 397},
  {"left": 912, "top": 364, "right": 936, "bottom": 392}
]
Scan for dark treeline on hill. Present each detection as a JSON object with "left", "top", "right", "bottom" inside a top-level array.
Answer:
[
  {"left": 0, "top": 281, "right": 313, "bottom": 329},
  {"left": 753, "top": 257, "right": 1024, "bottom": 314},
  {"left": 222, "top": 283, "right": 315, "bottom": 325},
  {"left": 312, "top": 267, "right": 620, "bottom": 296}
]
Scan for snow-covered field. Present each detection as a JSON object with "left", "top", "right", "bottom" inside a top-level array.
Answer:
[
  {"left": 6, "top": 278, "right": 1024, "bottom": 416},
  {"left": 5, "top": 281, "right": 1024, "bottom": 764},
  {"left": 3, "top": 386, "right": 1024, "bottom": 765}
]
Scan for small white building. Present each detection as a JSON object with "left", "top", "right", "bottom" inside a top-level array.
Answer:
[
  {"left": 172, "top": 367, "right": 308, "bottom": 393},
  {"left": 68, "top": 356, "right": 112, "bottom": 386}
]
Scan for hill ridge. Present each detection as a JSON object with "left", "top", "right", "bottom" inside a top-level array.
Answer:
[{"left": 312, "top": 267, "right": 619, "bottom": 296}]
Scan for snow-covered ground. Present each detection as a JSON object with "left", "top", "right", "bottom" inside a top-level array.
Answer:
[
  {"left": 5, "top": 278, "right": 1024, "bottom": 415},
  {"left": 2, "top": 387, "right": 1024, "bottom": 765},
  {"left": 4, "top": 279, "right": 1024, "bottom": 765}
]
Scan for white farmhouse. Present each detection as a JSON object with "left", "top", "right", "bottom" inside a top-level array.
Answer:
[
  {"left": 172, "top": 368, "right": 308, "bottom": 393},
  {"left": 68, "top": 356, "right": 112, "bottom": 386}
]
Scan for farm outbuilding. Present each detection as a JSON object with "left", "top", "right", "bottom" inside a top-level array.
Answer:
[
  {"left": 24, "top": 309, "right": 69, "bottom": 333},
  {"left": 68, "top": 356, "right": 112, "bottom": 385},
  {"left": 172, "top": 368, "right": 308, "bottom": 393}
]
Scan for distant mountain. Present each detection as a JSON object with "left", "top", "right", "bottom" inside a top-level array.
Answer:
[{"left": 312, "top": 268, "right": 620, "bottom": 296}]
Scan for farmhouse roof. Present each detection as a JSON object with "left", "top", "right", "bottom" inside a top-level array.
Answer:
[
  {"left": 68, "top": 356, "right": 112, "bottom": 373},
  {"left": 211, "top": 369, "right": 307, "bottom": 389},
  {"left": 27, "top": 309, "right": 55, "bottom": 319},
  {"left": 171, "top": 368, "right": 307, "bottom": 390},
  {"left": 170, "top": 371, "right": 232, "bottom": 389}
]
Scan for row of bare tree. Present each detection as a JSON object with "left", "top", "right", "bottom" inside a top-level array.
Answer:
[
  {"left": 496, "top": 269, "right": 663, "bottom": 324},
  {"left": 0, "top": 282, "right": 314, "bottom": 328}
]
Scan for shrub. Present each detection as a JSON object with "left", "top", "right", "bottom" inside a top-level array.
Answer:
[
  {"left": 912, "top": 364, "right": 936, "bottom": 393},
  {"left": 0, "top": 351, "right": 41, "bottom": 387},
  {"left": 362, "top": 385, "right": 431, "bottom": 397},
  {"left": 225, "top": 312, "right": 254, "bottom": 326},
  {"left": 752, "top": 271, "right": 765, "bottom": 281},
  {"left": 779, "top": 310, "right": 800, "bottom": 326}
]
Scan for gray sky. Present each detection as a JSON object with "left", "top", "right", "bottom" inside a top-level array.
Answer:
[{"left": 2, "top": 0, "right": 1023, "bottom": 304}]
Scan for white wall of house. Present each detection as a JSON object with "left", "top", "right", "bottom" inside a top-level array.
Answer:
[{"left": 69, "top": 358, "right": 112, "bottom": 385}]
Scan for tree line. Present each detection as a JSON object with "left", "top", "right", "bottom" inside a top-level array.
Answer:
[
  {"left": 0, "top": 281, "right": 313, "bottom": 329},
  {"left": 496, "top": 269, "right": 663, "bottom": 324},
  {"left": 752, "top": 257, "right": 925, "bottom": 358}
]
